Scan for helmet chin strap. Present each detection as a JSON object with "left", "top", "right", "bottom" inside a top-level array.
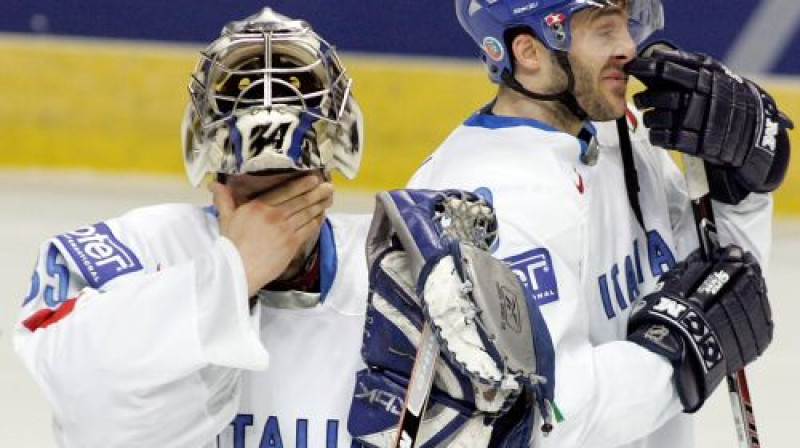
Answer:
[{"left": 500, "top": 50, "right": 588, "bottom": 122}]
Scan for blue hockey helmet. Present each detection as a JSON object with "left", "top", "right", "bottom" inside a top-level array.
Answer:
[{"left": 456, "top": 0, "right": 664, "bottom": 83}]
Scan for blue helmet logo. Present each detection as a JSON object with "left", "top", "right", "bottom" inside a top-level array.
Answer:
[{"left": 482, "top": 36, "right": 505, "bottom": 61}]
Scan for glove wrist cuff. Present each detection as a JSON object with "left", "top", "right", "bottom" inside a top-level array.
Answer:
[{"left": 628, "top": 292, "right": 726, "bottom": 412}]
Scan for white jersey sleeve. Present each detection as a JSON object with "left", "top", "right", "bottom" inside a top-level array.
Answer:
[
  {"left": 645, "top": 115, "right": 774, "bottom": 269},
  {"left": 14, "top": 204, "right": 267, "bottom": 448},
  {"left": 712, "top": 193, "right": 773, "bottom": 271}
]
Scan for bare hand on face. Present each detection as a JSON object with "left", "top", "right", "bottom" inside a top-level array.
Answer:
[{"left": 209, "top": 175, "right": 334, "bottom": 297}]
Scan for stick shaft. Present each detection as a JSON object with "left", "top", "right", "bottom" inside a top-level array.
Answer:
[
  {"left": 387, "top": 195, "right": 438, "bottom": 448},
  {"left": 682, "top": 155, "right": 761, "bottom": 448},
  {"left": 392, "top": 325, "right": 439, "bottom": 448}
]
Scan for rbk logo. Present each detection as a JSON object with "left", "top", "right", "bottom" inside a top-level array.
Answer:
[
  {"left": 498, "top": 284, "right": 522, "bottom": 333},
  {"left": 353, "top": 381, "right": 403, "bottom": 415}
]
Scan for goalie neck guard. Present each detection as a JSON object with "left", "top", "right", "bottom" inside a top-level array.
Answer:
[{"left": 181, "top": 8, "right": 364, "bottom": 186}]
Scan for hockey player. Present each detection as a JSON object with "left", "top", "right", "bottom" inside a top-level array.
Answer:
[
  {"left": 393, "top": 0, "right": 788, "bottom": 447},
  {"left": 13, "top": 9, "right": 369, "bottom": 448},
  {"left": 14, "top": 8, "right": 555, "bottom": 448}
]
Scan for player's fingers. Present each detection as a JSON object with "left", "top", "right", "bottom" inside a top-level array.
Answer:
[
  {"left": 293, "top": 211, "right": 327, "bottom": 247},
  {"left": 642, "top": 109, "right": 676, "bottom": 130},
  {"left": 673, "top": 130, "right": 701, "bottom": 155},
  {"left": 634, "top": 90, "right": 683, "bottom": 111},
  {"left": 287, "top": 191, "right": 333, "bottom": 230},
  {"left": 281, "top": 181, "right": 334, "bottom": 217},
  {"left": 658, "top": 60, "right": 700, "bottom": 90},
  {"left": 258, "top": 174, "right": 321, "bottom": 206},
  {"left": 209, "top": 181, "right": 235, "bottom": 227},
  {"left": 625, "top": 56, "right": 661, "bottom": 81},
  {"left": 653, "top": 49, "right": 713, "bottom": 71},
  {"left": 648, "top": 128, "right": 677, "bottom": 149}
]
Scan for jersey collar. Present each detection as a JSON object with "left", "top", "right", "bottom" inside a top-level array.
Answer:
[
  {"left": 464, "top": 105, "right": 598, "bottom": 164},
  {"left": 318, "top": 218, "right": 336, "bottom": 301},
  {"left": 463, "top": 109, "right": 561, "bottom": 133}
]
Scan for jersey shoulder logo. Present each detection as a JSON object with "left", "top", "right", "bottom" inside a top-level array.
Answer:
[
  {"left": 504, "top": 247, "right": 560, "bottom": 305},
  {"left": 55, "top": 222, "right": 143, "bottom": 288}
]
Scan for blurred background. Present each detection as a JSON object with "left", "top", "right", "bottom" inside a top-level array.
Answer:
[
  {"left": 2, "top": 0, "right": 800, "bottom": 205},
  {"left": 1, "top": 0, "right": 799, "bottom": 446}
]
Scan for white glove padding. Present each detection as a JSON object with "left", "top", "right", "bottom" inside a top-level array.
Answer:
[
  {"left": 351, "top": 249, "right": 504, "bottom": 447},
  {"left": 348, "top": 189, "right": 556, "bottom": 447},
  {"left": 424, "top": 243, "right": 549, "bottom": 390}
]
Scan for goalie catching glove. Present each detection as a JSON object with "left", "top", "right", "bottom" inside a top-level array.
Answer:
[
  {"left": 628, "top": 245, "right": 773, "bottom": 412},
  {"left": 626, "top": 42, "right": 793, "bottom": 204},
  {"left": 348, "top": 189, "right": 555, "bottom": 447}
]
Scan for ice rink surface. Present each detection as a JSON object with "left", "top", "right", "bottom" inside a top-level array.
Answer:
[{"left": 0, "top": 170, "right": 797, "bottom": 447}]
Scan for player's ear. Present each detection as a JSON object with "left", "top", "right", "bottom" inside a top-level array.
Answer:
[{"left": 511, "top": 33, "right": 543, "bottom": 74}]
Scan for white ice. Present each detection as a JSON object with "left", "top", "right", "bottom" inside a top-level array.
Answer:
[{"left": 0, "top": 170, "right": 797, "bottom": 447}]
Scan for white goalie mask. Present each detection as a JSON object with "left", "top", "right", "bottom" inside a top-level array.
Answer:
[{"left": 181, "top": 8, "right": 364, "bottom": 186}]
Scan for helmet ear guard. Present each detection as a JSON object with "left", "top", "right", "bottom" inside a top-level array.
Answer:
[{"left": 181, "top": 8, "right": 363, "bottom": 186}]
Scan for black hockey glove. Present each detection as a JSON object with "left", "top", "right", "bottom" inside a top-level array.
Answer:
[
  {"left": 626, "top": 42, "right": 794, "bottom": 204},
  {"left": 628, "top": 245, "right": 773, "bottom": 413}
]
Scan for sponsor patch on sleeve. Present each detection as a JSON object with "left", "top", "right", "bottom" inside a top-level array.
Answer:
[
  {"left": 55, "top": 222, "right": 142, "bottom": 288},
  {"left": 504, "top": 248, "right": 560, "bottom": 305}
]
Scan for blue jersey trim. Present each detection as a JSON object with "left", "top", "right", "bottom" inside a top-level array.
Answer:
[
  {"left": 319, "top": 218, "right": 337, "bottom": 302},
  {"left": 463, "top": 111, "right": 560, "bottom": 133},
  {"left": 203, "top": 205, "right": 219, "bottom": 217},
  {"left": 578, "top": 122, "right": 597, "bottom": 161},
  {"left": 464, "top": 108, "right": 596, "bottom": 163}
]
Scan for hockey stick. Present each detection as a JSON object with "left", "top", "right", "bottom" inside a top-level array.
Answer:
[
  {"left": 681, "top": 155, "right": 761, "bottom": 448},
  {"left": 393, "top": 323, "right": 439, "bottom": 448},
  {"left": 628, "top": 41, "right": 763, "bottom": 447},
  {"left": 617, "top": 108, "right": 760, "bottom": 447},
  {"left": 377, "top": 191, "right": 442, "bottom": 448}
]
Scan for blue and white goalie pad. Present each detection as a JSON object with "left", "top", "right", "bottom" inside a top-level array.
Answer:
[{"left": 348, "top": 189, "right": 556, "bottom": 447}]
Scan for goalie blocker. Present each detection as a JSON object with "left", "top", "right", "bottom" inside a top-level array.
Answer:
[
  {"left": 628, "top": 245, "right": 773, "bottom": 412},
  {"left": 348, "top": 189, "right": 555, "bottom": 447}
]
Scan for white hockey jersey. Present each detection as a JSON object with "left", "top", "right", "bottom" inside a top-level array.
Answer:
[
  {"left": 407, "top": 109, "right": 773, "bottom": 448},
  {"left": 14, "top": 204, "right": 371, "bottom": 448}
]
